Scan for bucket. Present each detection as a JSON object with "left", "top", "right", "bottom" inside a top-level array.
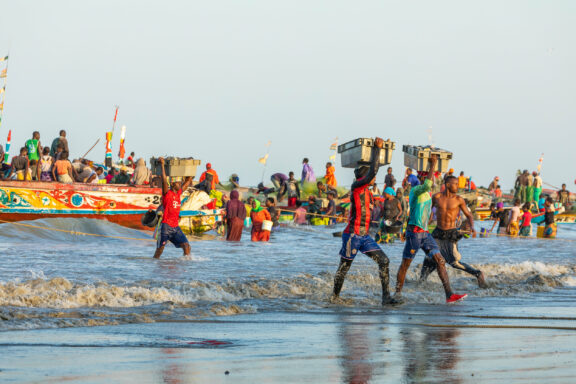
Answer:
[
  {"left": 141, "top": 210, "right": 159, "bottom": 228},
  {"left": 384, "top": 220, "right": 403, "bottom": 234},
  {"left": 262, "top": 220, "right": 273, "bottom": 232}
]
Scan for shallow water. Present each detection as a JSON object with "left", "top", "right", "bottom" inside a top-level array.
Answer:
[{"left": 0, "top": 218, "right": 575, "bottom": 331}]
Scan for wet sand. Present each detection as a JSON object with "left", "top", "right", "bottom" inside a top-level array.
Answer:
[{"left": 2, "top": 305, "right": 576, "bottom": 383}]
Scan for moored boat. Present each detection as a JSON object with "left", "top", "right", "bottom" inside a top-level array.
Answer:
[{"left": 0, "top": 180, "right": 222, "bottom": 233}]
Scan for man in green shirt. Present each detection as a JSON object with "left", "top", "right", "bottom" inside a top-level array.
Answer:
[
  {"left": 25, "top": 131, "right": 42, "bottom": 162},
  {"left": 393, "top": 156, "right": 467, "bottom": 304}
]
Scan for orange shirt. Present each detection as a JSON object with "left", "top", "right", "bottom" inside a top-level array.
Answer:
[
  {"left": 325, "top": 166, "right": 337, "bottom": 187},
  {"left": 54, "top": 160, "right": 72, "bottom": 176},
  {"left": 199, "top": 169, "right": 219, "bottom": 190}
]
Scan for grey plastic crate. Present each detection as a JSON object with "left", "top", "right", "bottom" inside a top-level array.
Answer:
[
  {"left": 337, "top": 138, "right": 396, "bottom": 168},
  {"left": 402, "top": 145, "right": 453, "bottom": 173},
  {"left": 150, "top": 157, "right": 201, "bottom": 177}
]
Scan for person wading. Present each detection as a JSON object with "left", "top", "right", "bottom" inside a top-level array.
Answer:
[
  {"left": 331, "top": 137, "right": 398, "bottom": 306},
  {"left": 225, "top": 189, "right": 246, "bottom": 241},
  {"left": 393, "top": 156, "right": 468, "bottom": 304},
  {"left": 419, "top": 175, "right": 487, "bottom": 288},
  {"left": 153, "top": 157, "right": 194, "bottom": 259}
]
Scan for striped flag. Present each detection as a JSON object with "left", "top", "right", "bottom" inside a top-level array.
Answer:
[
  {"left": 105, "top": 131, "right": 113, "bottom": 159},
  {"left": 118, "top": 125, "right": 126, "bottom": 159},
  {"left": 0, "top": 69, "right": 6, "bottom": 78},
  {"left": 5, "top": 130, "right": 11, "bottom": 163}
]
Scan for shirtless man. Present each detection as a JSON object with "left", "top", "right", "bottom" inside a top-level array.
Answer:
[{"left": 419, "top": 176, "right": 487, "bottom": 288}]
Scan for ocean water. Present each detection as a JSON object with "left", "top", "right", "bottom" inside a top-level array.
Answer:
[{"left": 0, "top": 218, "right": 575, "bottom": 331}]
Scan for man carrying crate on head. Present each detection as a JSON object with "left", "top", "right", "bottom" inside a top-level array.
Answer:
[{"left": 331, "top": 137, "right": 399, "bottom": 306}]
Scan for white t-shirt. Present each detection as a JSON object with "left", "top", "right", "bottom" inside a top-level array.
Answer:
[{"left": 509, "top": 206, "right": 521, "bottom": 223}]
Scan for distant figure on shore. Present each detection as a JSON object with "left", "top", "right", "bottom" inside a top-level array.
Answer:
[
  {"left": 199, "top": 163, "right": 220, "bottom": 192},
  {"left": 324, "top": 162, "right": 337, "bottom": 188},
  {"left": 225, "top": 189, "right": 246, "bottom": 241},
  {"left": 557, "top": 184, "right": 571, "bottom": 209},
  {"left": 419, "top": 175, "right": 486, "bottom": 288},
  {"left": 154, "top": 157, "right": 193, "bottom": 259},
  {"left": 250, "top": 200, "right": 271, "bottom": 242},
  {"left": 301, "top": 158, "right": 316, "bottom": 185},
  {"left": 384, "top": 167, "right": 396, "bottom": 189}
]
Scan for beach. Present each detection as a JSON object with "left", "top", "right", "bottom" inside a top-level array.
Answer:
[{"left": 0, "top": 219, "right": 575, "bottom": 382}]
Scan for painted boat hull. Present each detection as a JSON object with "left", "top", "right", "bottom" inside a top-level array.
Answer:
[{"left": 0, "top": 180, "right": 221, "bottom": 232}]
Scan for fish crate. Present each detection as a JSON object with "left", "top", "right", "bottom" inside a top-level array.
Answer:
[
  {"left": 337, "top": 138, "right": 396, "bottom": 168},
  {"left": 150, "top": 157, "right": 201, "bottom": 177},
  {"left": 402, "top": 145, "right": 453, "bottom": 173}
]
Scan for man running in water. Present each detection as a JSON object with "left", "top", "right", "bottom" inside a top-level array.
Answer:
[
  {"left": 153, "top": 157, "right": 194, "bottom": 259},
  {"left": 332, "top": 137, "right": 398, "bottom": 305},
  {"left": 393, "top": 156, "right": 467, "bottom": 304},
  {"left": 419, "top": 176, "right": 487, "bottom": 288}
]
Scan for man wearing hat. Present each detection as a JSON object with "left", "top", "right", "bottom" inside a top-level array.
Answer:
[
  {"left": 199, "top": 162, "right": 220, "bottom": 192},
  {"left": 331, "top": 137, "right": 398, "bottom": 305}
]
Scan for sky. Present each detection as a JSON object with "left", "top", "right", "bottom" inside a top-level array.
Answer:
[{"left": 0, "top": 1, "right": 574, "bottom": 191}]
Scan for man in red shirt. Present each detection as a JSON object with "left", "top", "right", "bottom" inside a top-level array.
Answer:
[
  {"left": 153, "top": 157, "right": 194, "bottom": 259},
  {"left": 331, "top": 137, "right": 398, "bottom": 305},
  {"left": 198, "top": 163, "right": 220, "bottom": 192}
]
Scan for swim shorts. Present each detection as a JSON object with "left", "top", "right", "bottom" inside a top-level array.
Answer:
[
  {"left": 157, "top": 223, "right": 189, "bottom": 248},
  {"left": 402, "top": 228, "right": 440, "bottom": 260},
  {"left": 339, "top": 232, "right": 381, "bottom": 260},
  {"left": 431, "top": 228, "right": 462, "bottom": 265}
]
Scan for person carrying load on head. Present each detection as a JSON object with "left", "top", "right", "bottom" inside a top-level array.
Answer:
[
  {"left": 393, "top": 155, "right": 468, "bottom": 304},
  {"left": 331, "top": 137, "right": 398, "bottom": 306},
  {"left": 419, "top": 175, "right": 487, "bottom": 289},
  {"left": 153, "top": 157, "right": 194, "bottom": 259}
]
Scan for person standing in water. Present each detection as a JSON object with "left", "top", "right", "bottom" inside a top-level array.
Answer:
[
  {"left": 225, "top": 189, "right": 246, "bottom": 241},
  {"left": 419, "top": 175, "right": 487, "bottom": 288},
  {"left": 393, "top": 156, "right": 467, "bottom": 304},
  {"left": 250, "top": 200, "right": 272, "bottom": 242},
  {"left": 331, "top": 137, "right": 398, "bottom": 306},
  {"left": 154, "top": 157, "right": 193, "bottom": 259}
]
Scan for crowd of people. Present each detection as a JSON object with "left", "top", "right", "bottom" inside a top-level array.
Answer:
[{"left": 0, "top": 130, "right": 153, "bottom": 186}]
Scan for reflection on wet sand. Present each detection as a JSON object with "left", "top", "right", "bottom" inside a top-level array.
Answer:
[{"left": 401, "top": 326, "right": 461, "bottom": 384}]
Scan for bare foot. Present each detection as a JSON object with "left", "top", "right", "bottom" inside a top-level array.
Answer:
[{"left": 477, "top": 272, "right": 488, "bottom": 289}]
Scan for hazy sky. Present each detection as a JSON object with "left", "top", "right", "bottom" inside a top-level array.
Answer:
[{"left": 1, "top": 1, "right": 574, "bottom": 190}]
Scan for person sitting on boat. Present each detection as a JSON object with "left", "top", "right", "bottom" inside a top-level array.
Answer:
[
  {"left": 154, "top": 157, "right": 194, "bottom": 259},
  {"left": 250, "top": 199, "right": 271, "bottom": 242},
  {"left": 9, "top": 147, "right": 31, "bottom": 181},
  {"left": 50, "top": 130, "right": 68, "bottom": 157},
  {"left": 111, "top": 166, "right": 130, "bottom": 184},
  {"left": 54, "top": 143, "right": 65, "bottom": 161},
  {"left": 85, "top": 167, "right": 104, "bottom": 184},
  {"left": 37, "top": 147, "right": 54, "bottom": 181},
  {"left": 132, "top": 158, "right": 151, "bottom": 185},
  {"left": 25, "top": 131, "right": 42, "bottom": 163},
  {"left": 229, "top": 173, "right": 241, "bottom": 189},
  {"left": 199, "top": 163, "right": 220, "bottom": 192},
  {"left": 52, "top": 151, "right": 75, "bottom": 184},
  {"left": 126, "top": 152, "right": 136, "bottom": 169}
]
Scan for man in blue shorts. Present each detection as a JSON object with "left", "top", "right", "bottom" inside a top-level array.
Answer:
[
  {"left": 153, "top": 157, "right": 194, "bottom": 259},
  {"left": 393, "top": 156, "right": 467, "bottom": 304},
  {"left": 332, "top": 137, "right": 398, "bottom": 305}
]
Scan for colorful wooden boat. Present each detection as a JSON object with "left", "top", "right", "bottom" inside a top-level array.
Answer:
[{"left": 0, "top": 180, "right": 221, "bottom": 233}]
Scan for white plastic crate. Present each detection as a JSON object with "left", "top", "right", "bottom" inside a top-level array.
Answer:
[{"left": 150, "top": 157, "right": 201, "bottom": 177}]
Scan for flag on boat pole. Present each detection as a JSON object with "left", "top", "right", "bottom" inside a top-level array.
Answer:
[
  {"left": 537, "top": 153, "right": 544, "bottom": 173},
  {"left": 4, "top": 130, "right": 11, "bottom": 163},
  {"left": 105, "top": 106, "right": 119, "bottom": 167},
  {"left": 329, "top": 137, "right": 338, "bottom": 161},
  {"left": 259, "top": 141, "right": 272, "bottom": 182},
  {"left": 118, "top": 125, "right": 126, "bottom": 160},
  {"left": 0, "top": 56, "right": 8, "bottom": 62}
]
